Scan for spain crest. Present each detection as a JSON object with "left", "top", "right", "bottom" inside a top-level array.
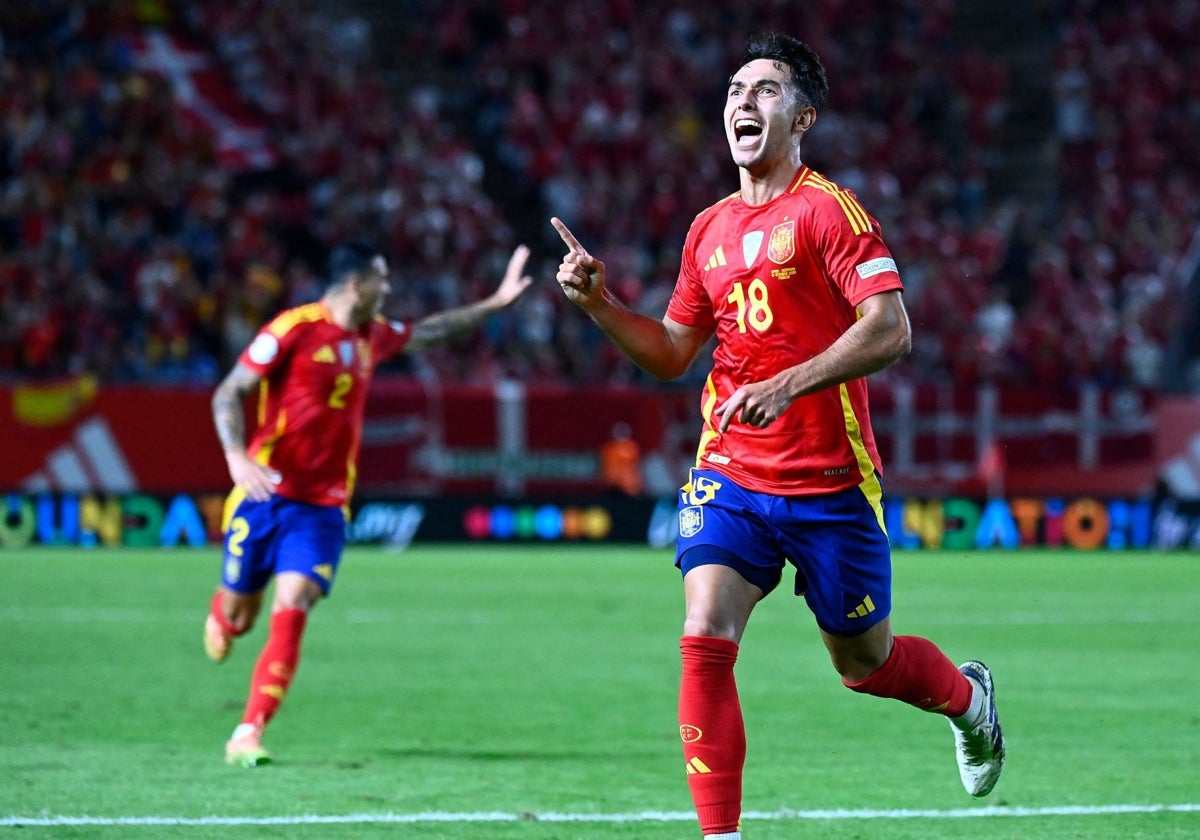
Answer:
[
  {"left": 767, "top": 220, "right": 795, "bottom": 264},
  {"left": 679, "top": 506, "right": 704, "bottom": 538}
]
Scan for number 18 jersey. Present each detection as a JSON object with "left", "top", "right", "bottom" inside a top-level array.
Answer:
[{"left": 665, "top": 166, "right": 903, "bottom": 496}]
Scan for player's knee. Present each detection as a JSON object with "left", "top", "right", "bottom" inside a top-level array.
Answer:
[
  {"left": 834, "top": 654, "right": 886, "bottom": 686},
  {"left": 226, "top": 610, "right": 256, "bottom": 636},
  {"left": 682, "top": 615, "right": 739, "bottom": 640},
  {"left": 272, "top": 589, "right": 321, "bottom": 613},
  {"left": 825, "top": 628, "right": 892, "bottom": 684}
]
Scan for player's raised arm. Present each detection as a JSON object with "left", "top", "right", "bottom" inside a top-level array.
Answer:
[
  {"left": 405, "top": 245, "right": 534, "bottom": 350},
  {"left": 551, "top": 217, "right": 711, "bottom": 381}
]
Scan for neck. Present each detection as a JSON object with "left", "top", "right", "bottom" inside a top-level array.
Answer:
[
  {"left": 738, "top": 160, "right": 802, "bottom": 206},
  {"left": 323, "top": 292, "right": 361, "bottom": 331}
]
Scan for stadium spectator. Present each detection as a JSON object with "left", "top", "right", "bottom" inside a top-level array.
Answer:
[
  {"left": 598, "top": 420, "right": 643, "bottom": 496},
  {"left": 552, "top": 33, "right": 1004, "bottom": 839},
  {"left": 1, "top": 0, "right": 1195, "bottom": 392}
]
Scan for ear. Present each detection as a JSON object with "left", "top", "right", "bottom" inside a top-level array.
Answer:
[{"left": 794, "top": 106, "right": 817, "bottom": 132}]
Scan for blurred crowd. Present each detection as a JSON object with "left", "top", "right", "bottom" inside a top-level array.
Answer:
[{"left": 0, "top": 0, "right": 1196, "bottom": 391}]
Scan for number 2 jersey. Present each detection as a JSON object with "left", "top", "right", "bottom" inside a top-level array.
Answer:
[
  {"left": 236, "top": 302, "right": 411, "bottom": 508},
  {"left": 665, "top": 165, "right": 904, "bottom": 496}
]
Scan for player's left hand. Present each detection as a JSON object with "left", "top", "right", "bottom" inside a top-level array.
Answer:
[
  {"left": 714, "top": 379, "right": 793, "bottom": 433},
  {"left": 491, "top": 245, "right": 534, "bottom": 307}
]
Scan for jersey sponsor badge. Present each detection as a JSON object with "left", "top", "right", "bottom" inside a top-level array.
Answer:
[
  {"left": 855, "top": 257, "right": 898, "bottom": 279},
  {"left": 742, "top": 231, "right": 764, "bottom": 267},
  {"left": 767, "top": 220, "right": 795, "bottom": 264},
  {"left": 338, "top": 340, "right": 355, "bottom": 367},
  {"left": 247, "top": 333, "right": 280, "bottom": 365},
  {"left": 679, "top": 505, "right": 704, "bottom": 538}
]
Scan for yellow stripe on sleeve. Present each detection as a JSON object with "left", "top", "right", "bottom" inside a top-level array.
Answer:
[{"left": 806, "top": 174, "right": 872, "bottom": 235}]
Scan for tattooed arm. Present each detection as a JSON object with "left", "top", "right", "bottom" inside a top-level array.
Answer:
[
  {"left": 405, "top": 245, "right": 534, "bottom": 352},
  {"left": 211, "top": 363, "right": 279, "bottom": 501}
]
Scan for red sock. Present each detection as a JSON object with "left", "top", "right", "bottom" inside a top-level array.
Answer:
[
  {"left": 843, "top": 634, "right": 971, "bottom": 717},
  {"left": 209, "top": 590, "right": 249, "bottom": 637},
  {"left": 241, "top": 608, "right": 308, "bottom": 727},
  {"left": 679, "top": 635, "right": 744, "bottom": 836}
]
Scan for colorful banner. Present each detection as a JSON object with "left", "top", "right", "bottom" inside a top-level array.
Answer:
[{"left": 4, "top": 491, "right": 1196, "bottom": 551}]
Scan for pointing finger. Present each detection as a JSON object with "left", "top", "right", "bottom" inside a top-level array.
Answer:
[
  {"left": 716, "top": 393, "right": 743, "bottom": 434},
  {"left": 551, "top": 217, "right": 589, "bottom": 257}
]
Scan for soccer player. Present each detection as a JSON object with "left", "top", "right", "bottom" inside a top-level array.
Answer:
[
  {"left": 552, "top": 32, "right": 1004, "bottom": 839},
  {"left": 205, "top": 241, "right": 533, "bottom": 767}
]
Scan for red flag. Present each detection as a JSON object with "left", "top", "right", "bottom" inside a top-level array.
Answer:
[{"left": 130, "top": 32, "right": 278, "bottom": 171}]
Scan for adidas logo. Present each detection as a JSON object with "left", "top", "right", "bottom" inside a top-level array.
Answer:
[
  {"left": 312, "top": 345, "right": 336, "bottom": 363},
  {"left": 685, "top": 756, "right": 712, "bottom": 775},
  {"left": 22, "top": 417, "right": 136, "bottom": 494},
  {"left": 704, "top": 246, "right": 727, "bottom": 271},
  {"left": 846, "top": 594, "right": 876, "bottom": 619}
]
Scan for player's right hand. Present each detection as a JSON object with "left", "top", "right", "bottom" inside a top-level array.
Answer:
[
  {"left": 551, "top": 217, "right": 607, "bottom": 310},
  {"left": 225, "top": 450, "right": 281, "bottom": 502}
]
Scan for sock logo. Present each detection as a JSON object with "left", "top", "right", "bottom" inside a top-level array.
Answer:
[
  {"left": 685, "top": 756, "right": 712, "bottom": 775},
  {"left": 679, "top": 724, "right": 703, "bottom": 743}
]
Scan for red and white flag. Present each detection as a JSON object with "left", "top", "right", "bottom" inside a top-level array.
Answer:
[{"left": 130, "top": 31, "right": 278, "bottom": 171}]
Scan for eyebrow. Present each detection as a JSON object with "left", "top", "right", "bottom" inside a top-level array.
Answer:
[{"left": 728, "top": 78, "right": 783, "bottom": 91}]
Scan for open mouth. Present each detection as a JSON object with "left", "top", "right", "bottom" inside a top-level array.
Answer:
[{"left": 733, "top": 118, "right": 763, "bottom": 147}]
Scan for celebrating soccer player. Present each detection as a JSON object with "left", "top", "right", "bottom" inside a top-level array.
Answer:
[
  {"left": 205, "top": 242, "right": 533, "bottom": 767},
  {"left": 552, "top": 32, "right": 1005, "bottom": 839}
]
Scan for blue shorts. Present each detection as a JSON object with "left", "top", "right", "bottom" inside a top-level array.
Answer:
[
  {"left": 674, "top": 468, "right": 892, "bottom": 637},
  {"left": 221, "top": 493, "right": 347, "bottom": 595}
]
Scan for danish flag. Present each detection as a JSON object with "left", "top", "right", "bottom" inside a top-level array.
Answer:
[{"left": 129, "top": 31, "right": 278, "bottom": 171}]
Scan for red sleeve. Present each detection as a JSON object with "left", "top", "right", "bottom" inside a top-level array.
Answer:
[
  {"left": 370, "top": 317, "right": 413, "bottom": 361},
  {"left": 665, "top": 213, "right": 716, "bottom": 330},
  {"left": 238, "top": 312, "right": 298, "bottom": 376},
  {"left": 810, "top": 191, "right": 903, "bottom": 306}
]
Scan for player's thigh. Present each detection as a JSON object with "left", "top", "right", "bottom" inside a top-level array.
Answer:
[
  {"left": 779, "top": 484, "right": 892, "bottom": 637},
  {"left": 675, "top": 468, "right": 786, "bottom": 595},
  {"left": 221, "top": 496, "right": 283, "bottom": 594},
  {"left": 682, "top": 563, "right": 764, "bottom": 642},
  {"left": 274, "top": 500, "right": 347, "bottom": 595}
]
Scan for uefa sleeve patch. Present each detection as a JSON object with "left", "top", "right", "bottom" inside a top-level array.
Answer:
[
  {"left": 679, "top": 506, "right": 704, "bottom": 538},
  {"left": 855, "top": 257, "right": 898, "bottom": 279},
  {"left": 247, "top": 333, "right": 280, "bottom": 365}
]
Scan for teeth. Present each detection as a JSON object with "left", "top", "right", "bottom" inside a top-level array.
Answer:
[{"left": 735, "top": 119, "right": 761, "bottom": 129}]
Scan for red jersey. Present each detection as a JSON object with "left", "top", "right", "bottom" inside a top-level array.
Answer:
[
  {"left": 237, "top": 302, "right": 411, "bottom": 507},
  {"left": 666, "top": 166, "right": 903, "bottom": 496}
]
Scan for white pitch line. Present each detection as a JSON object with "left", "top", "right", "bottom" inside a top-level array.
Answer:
[{"left": 3, "top": 804, "right": 1199, "bottom": 826}]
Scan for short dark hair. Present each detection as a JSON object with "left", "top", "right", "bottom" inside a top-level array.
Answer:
[
  {"left": 326, "top": 241, "right": 382, "bottom": 288},
  {"left": 736, "top": 32, "right": 829, "bottom": 113}
]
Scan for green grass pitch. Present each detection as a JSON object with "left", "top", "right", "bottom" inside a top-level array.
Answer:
[{"left": 1, "top": 544, "right": 1198, "bottom": 839}]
